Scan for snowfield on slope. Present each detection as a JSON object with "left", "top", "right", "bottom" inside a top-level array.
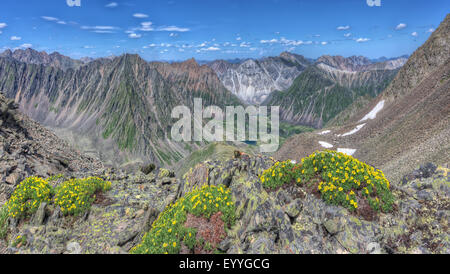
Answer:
[
  {"left": 337, "top": 148, "right": 356, "bottom": 156},
  {"left": 339, "top": 123, "right": 366, "bottom": 137},
  {"left": 319, "top": 141, "right": 334, "bottom": 148},
  {"left": 359, "top": 100, "right": 385, "bottom": 122},
  {"left": 318, "top": 130, "right": 331, "bottom": 135}
]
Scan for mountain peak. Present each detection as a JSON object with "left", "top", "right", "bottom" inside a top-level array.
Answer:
[{"left": 182, "top": 58, "right": 199, "bottom": 67}]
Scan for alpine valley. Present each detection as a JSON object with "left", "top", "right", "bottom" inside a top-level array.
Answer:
[{"left": 0, "top": 5, "right": 448, "bottom": 255}]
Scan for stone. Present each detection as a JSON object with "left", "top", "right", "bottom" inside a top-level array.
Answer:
[
  {"left": 366, "top": 242, "right": 382, "bottom": 254},
  {"left": 30, "top": 202, "right": 47, "bottom": 226},
  {"left": 66, "top": 242, "right": 81, "bottom": 254}
]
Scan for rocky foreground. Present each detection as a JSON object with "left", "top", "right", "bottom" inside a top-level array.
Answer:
[
  {"left": 0, "top": 93, "right": 102, "bottom": 205},
  {"left": 0, "top": 151, "right": 448, "bottom": 254}
]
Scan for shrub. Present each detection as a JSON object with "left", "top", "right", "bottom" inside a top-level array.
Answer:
[
  {"left": 6, "top": 177, "right": 53, "bottom": 219},
  {"left": 54, "top": 177, "right": 111, "bottom": 216},
  {"left": 260, "top": 160, "right": 296, "bottom": 189},
  {"left": 260, "top": 150, "right": 395, "bottom": 213},
  {"left": 131, "top": 184, "right": 235, "bottom": 254}
]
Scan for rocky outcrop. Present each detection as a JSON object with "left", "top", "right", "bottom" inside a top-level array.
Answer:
[
  {"left": 2, "top": 152, "right": 447, "bottom": 254},
  {"left": 0, "top": 93, "right": 102, "bottom": 205},
  {"left": 178, "top": 154, "right": 449, "bottom": 254},
  {"left": 1, "top": 167, "right": 179, "bottom": 254}
]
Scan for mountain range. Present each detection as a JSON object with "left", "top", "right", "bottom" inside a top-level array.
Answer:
[
  {"left": 0, "top": 53, "right": 241, "bottom": 167},
  {"left": 276, "top": 14, "right": 450, "bottom": 182},
  {"left": 263, "top": 55, "right": 406, "bottom": 128}
]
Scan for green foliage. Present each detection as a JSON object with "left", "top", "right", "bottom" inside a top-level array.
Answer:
[
  {"left": 54, "top": 177, "right": 112, "bottom": 216},
  {"left": 6, "top": 177, "right": 54, "bottom": 219},
  {"left": 0, "top": 206, "right": 8, "bottom": 239},
  {"left": 260, "top": 150, "right": 395, "bottom": 213},
  {"left": 260, "top": 160, "right": 296, "bottom": 189},
  {"left": 12, "top": 234, "right": 27, "bottom": 247},
  {"left": 131, "top": 184, "right": 235, "bottom": 254}
]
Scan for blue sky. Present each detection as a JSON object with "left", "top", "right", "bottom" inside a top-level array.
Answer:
[{"left": 0, "top": 0, "right": 448, "bottom": 61}]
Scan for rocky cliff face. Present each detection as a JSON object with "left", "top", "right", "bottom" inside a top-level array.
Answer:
[
  {"left": 209, "top": 52, "right": 310, "bottom": 104},
  {"left": 0, "top": 54, "right": 241, "bottom": 167}
]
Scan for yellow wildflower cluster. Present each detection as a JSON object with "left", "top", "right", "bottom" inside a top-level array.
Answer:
[
  {"left": 301, "top": 150, "right": 393, "bottom": 212},
  {"left": 259, "top": 160, "right": 296, "bottom": 189},
  {"left": 6, "top": 177, "right": 53, "bottom": 219},
  {"left": 260, "top": 150, "right": 395, "bottom": 213},
  {"left": 131, "top": 184, "right": 235, "bottom": 254},
  {"left": 54, "top": 177, "right": 112, "bottom": 216}
]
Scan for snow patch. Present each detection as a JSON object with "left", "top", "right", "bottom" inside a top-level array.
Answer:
[
  {"left": 338, "top": 123, "right": 366, "bottom": 137},
  {"left": 337, "top": 148, "right": 356, "bottom": 156},
  {"left": 318, "top": 130, "right": 331, "bottom": 135},
  {"left": 359, "top": 100, "right": 384, "bottom": 122},
  {"left": 319, "top": 141, "right": 333, "bottom": 148}
]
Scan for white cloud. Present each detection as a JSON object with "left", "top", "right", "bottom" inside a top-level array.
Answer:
[
  {"left": 93, "top": 30, "right": 114, "bottom": 34},
  {"left": 105, "top": 2, "right": 118, "bottom": 8},
  {"left": 356, "top": 37, "right": 370, "bottom": 43},
  {"left": 0, "top": 23, "right": 7, "bottom": 29},
  {"left": 57, "top": 21, "right": 66, "bottom": 25},
  {"left": 395, "top": 23, "right": 407, "bottom": 30},
  {"left": 236, "top": 37, "right": 242, "bottom": 41},
  {"left": 133, "top": 13, "right": 149, "bottom": 18},
  {"left": 279, "top": 37, "right": 304, "bottom": 46},
  {"left": 18, "top": 43, "right": 32, "bottom": 49},
  {"left": 157, "top": 26, "right": 190, "bottom": 32},
  {"left": 260, "top": 39, "right": 278, "bottom": 44},
  {"left": 82, "top": 25, "right": 117, "bottom": 30},
  {"left": 10, "top": 36, "right": 21, "bottom": 41},
  {"left": 321, "top": 41, "right": 328, "bottom": 45},
  {"left": 169, "top": 33, "right": 178, "bottom": 37},
  {"left": 201, "top": 46, "right": 220, "bottom": 51},
  {"left": 411, "top": 32, "right": 418, "bottom": 37},
  {"left": 427, "top": 28, "right": 435, "bottom": 33},
  {"left": 128, "top": 33, "right": 142, "bottom": 39},
  {"left": 83, "top": 45, "right": 94, "bottom": 49},
  {"left": 139, "top": 21, "right": 154, "bottom": 31},
  {"left": 337, "top": 25, "right": 350, "bottom": 30},
  {"left": 41, "top": 16, "right": 58, "bottom": 21},
  {"left": 81, "top": 25, "right": 118, "bottom": 34},
  {"left": 240, "top": 42, "right": 251, "bottom": 47},
  {"left": 344, "top": 33, "right": 352, "bottom": 37}
]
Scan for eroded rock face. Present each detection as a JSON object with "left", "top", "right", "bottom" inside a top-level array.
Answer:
[{"left": 209, "top": 52, "right": 310, "bottom": 104}]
